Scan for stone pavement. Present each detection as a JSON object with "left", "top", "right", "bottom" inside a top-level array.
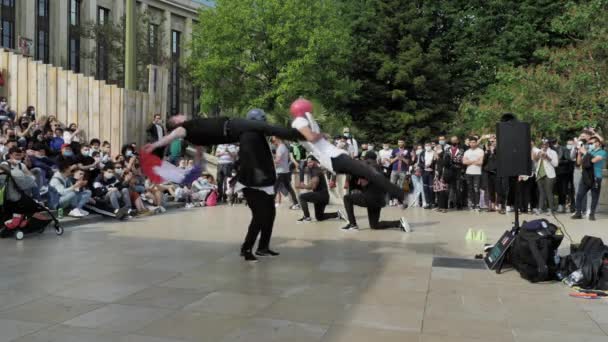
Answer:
[{"left": 0, "top": 205, "right": 607, "bottom": 342}]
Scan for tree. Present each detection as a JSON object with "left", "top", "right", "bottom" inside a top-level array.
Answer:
[{"left": 189, "top": 0, "right": 357, "bottom": 120}]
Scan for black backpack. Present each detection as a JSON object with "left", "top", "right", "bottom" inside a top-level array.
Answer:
[
  {"left": 510, "top": 219, "right": 564, "bottom": 283},
  {"left": 558, "top": 236, "right": 608, "bottom": 289}
]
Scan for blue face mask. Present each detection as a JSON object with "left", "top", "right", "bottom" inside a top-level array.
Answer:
[
  {"left": 63, "top": 151, "right": 73, "bottom": 157},
  {"left": 126, "top": 150, "right": 133, "bottom": 157},
  {"left": 588, "top": 144, "right": 596, "bottom": 151}
]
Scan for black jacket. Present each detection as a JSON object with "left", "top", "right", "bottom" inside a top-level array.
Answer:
[
  {"left": 236, "top": 132, "right": 276, "bottom": 187},
  {"left": 146, "top": 123, "right": 165, "bottom": 143}
]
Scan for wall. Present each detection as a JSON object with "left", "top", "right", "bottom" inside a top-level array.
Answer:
[{"left": 0, "top": 49, "right": 168, "bottom": 149}]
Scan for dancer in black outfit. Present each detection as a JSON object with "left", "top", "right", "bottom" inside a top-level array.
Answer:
[
  {"left": 296, "top": 156, "right": 346, "bottom": 222},
  {"left": 144, "top": 111, "right": 303, "bottom": 262},
  {"left": 340, "top": 153, "right": 411, "bottom": 232}
]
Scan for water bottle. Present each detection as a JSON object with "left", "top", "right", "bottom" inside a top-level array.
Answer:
[
  {"left": 57, "top": 208, "right": 64, "bottom": 219},
  {"left": 564, "top": 269, "right": 583, "bottom": 287}
]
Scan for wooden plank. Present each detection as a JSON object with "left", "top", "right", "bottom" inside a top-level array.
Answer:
[
  {"left": 77, "top": 74, "right": 89, "bottom": 141},
  {"left": 36, "top": 63, "right": 47, "bottom": 117},
  {"left": 100, "top": 82, "right": 111, "bottom": 146},
  {"left": 159, "top": 67, "right": 167, "bottom": 118},
  {"left": 17, "top": 56, "right": 28, "bottom": 113},
  {"left": 27, "top": 60, "right": 38, "bottom": 110},
  {"left": 66, "top": 71, "right": 78, "bottom": 125},
  {"left": 7, "top": 52, "right": 19, "bottom": 110},
  {"left": 46, "top": 65, "right": 57, "bottom": 117},
  {"left": 135, "top": 91, "right": 144, "bottom": 146},
  {"left": 110, "top": 85, "right": 121, "bottom": 150},
  {"left": 56, "top": 69, "right": 68, "bottom": 124},
  {"left": 124, "top": 90, "right": 136, "bottom": 145},
  {"left": 0, "top": 50, "right": 9, "bottom": 98},
  {"left": 142, "top": 93, "right": 149, "bottom": 145},
  {"left": 90, "top": 79, "right": 100, "bottom": 141}
]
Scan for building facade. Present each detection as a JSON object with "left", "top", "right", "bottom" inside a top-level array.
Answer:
[{"left": 0, "top": 0, "right": 207, "bottom": 117}]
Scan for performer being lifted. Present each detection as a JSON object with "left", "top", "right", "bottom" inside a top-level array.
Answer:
[{"left": 289, "top": 97, "right": 408, "bottom": 209}]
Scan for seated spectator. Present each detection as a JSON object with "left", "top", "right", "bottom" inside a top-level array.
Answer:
[
  {"left": 0, "top": 146, "right": 40, "bottom": 200},
  {"left": 49, "top": 161, "right": 92, "bottom": 217},
  {"left": 92, "top": 165, "right": 133, "bottom": 217},
  {"left": 49, "top": 128, "right": 65, "bottom": 153},
  {"left": 24, "top": 105, "right": 36, "bottom": 121},
  {"left": 1, "top": 138, "right": 17, "bottom": 161},
  {"left": 15, "top": 116, "right": 34, "bottom": 147},
  {"left": 28, "top": 143, "right": 56, "bottom": 191},
  {"left": 63, "top": 123, "right": 84, "bottom": 144},
  {"left": 100, "top": 141, "right": 112, "bottom": 164},
  {"left": 0, "top": 97, "right": 15, "bottom": 122}
]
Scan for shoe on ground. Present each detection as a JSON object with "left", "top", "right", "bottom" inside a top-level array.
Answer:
[
  {"left": 401, "top": 202, "right": 408, "bottom": 210},
  {"left": 256, "top": 249, "right": 280, "bottom": 257},
  {"left": 341, "top": 223, "right": 358, "bottom": 231},
  {"left": 185, "top": 203, "right": 195, "bottom": 209},
  {"left": 400, "top": 218, "right": 411, "bottom": 232},
  {"left": 297, "top": 216, "right": 312, "bottom": 223},
  {"left": 242, "top": 250, "right": 258, "bottom": 262},
  {"left": 68, "top": 208, "right": 86, "bottom": 218},
  {"left": 158, "top": 206, "right": 167, "bottom": 213},
  {"left": 337, "top": 209, "right": 347, "bottom": 221},
  {"left": 589, "top": 214, "right": 596, "bottom": 221},
  {"left": 290, "top": 204, "right": 301, "bottom": 210},
  {"left": 114, "top": 207, "right": 129, "bottom": 220},
  {"left": 571, "top": 213, "right": 583, "bottom": 219}
]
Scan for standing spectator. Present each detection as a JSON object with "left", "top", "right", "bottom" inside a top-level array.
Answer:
[
  {"left": 463, "top": 136, "right": 484, "bottom": 210},
  {"left": 572, "top": 136, "right": 606, "bottom": 221},
  {"left": 433, "top": 145, "right": 449, "bottom": 212},
  {"left": 290, "top": 141, "right": 308, "bottom": 184},
  {"left": 554, "top": 138, "right": 574, "bottom": 213},
  {"left": 389, "top": 139, "right": 410, "bottom": 206},
  {"left": 446, "top": 136, "right": 465, "bottom": 210},
  {"left": 418, "top": 142, "right": 436, "bottom": 209},
  {"left": 532, "top": 139, "right": 559, "bottom": 214},
  {"left": 343, "top": 127, "right": 359, "bottom": 158},
  {"left": 146, "top": 114, "right": 166, "bottom": 159},
  {"left": 272, "top": 136, "right": 299, "bottom": 209},
  {"left": 215, "top": 143, "right": 238, "bottom": 203},
  {"left": 49, "top": 162, "right": 91, "bottom": 217},
  {"left": 379, "top": 143, "right": 393, "bottom": 178}
]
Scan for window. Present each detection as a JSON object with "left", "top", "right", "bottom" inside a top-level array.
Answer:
[
  {"left": 0, "top": 0, "right": 15, "bottom": 49},
  {"left": 148, "top": 24, "right": 159, "bottom": 64},
  {"left": 36, "top": 0, "right": 50, "bottom": 63},
  {"left": 68, "top": 0, "right": 81, "bottom": 72},
  {"left": 170, "top": 31, "right": 181, "bottom": 115},
  {"left": 96, "top": 6, "right": 110, "bottom": 80}
]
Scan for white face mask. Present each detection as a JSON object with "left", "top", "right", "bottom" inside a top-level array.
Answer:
[
  {"left": 367, "top": 145, "right": 374, "bottom": 151},
  {"left": 425, "top": 146, "right": 432, "bottom": 152},
  {"left": 416, "top": 149, "right": 423, "bottom": 155}
]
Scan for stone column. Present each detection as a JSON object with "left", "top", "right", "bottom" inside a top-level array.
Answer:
[
  {"left": 81, "top": 0, "right": 98, "bottom": 77},
  {"left": 50, "top": 0, "right": 69, "bottom": 67},
  {"left": 16, "top": 0, "right": 36, "bottom": 56}
]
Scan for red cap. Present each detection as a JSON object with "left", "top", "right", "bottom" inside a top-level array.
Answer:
[
  {"left": 290, "top": 98, "right": 313, "bottom": 118},
  {"left": 61, "top": 144, "right": 71, "bottom": 149}
]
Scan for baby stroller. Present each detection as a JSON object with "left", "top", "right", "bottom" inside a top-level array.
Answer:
[{"left": 0, "top": 168, "right": 63, "bottom": 240}]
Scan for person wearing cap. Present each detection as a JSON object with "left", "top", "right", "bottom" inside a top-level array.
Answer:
[
  {"left": 289, "top": 98, "right": 408, "bottom": 209},
  {"left": 296, "top": 156, "right": 346, "bottom": 223},
  {"left": 342, "top": 127, "right": 358, "bottom": 158},
  {"left": 340, "top": 153, "right": 410, "bottom": 232},
  {"left": 532, "top": 138, "right": 558, "bottom": 214}
]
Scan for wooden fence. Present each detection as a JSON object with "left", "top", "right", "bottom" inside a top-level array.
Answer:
[{"left": 0, "top": 49, "right": 168, "bottom": 149}]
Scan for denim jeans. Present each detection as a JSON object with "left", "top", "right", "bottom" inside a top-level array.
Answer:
[
  {"left": 465, "top": 174, "right": 481, "bottom": 208},
  {"left": 409, "top": 174, "right": 425, "bottom": 207},
  {"left": 105, "top": 188, "right": 132, "bottom": 210},
  {"left": 59, "top": 190, "right": 92, "bottom": 210}
]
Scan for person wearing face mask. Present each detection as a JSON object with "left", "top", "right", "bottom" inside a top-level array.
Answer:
[
  {"left": 0, "top": 97, "right": 14, "bottom": 122},
  {"left": 342, "top": 127, "right": 359, "bottom": 158},
  {"left": 389, "top": 139, "right": 411, "bottom": 206},
  {"left": 63, "top": 123, "right": 83, "bottom": 144},
  {"left": 532, "top": 139, "right": 558, "bottom": 214},
  {"left": 572, "top": 136, "right": 606, "bottom": 221},
  {"left": 564, "top": 139, "right": 576, "bottom": 212},
  {"left": 378, "top": 143, "right": 393, "bottom": 178},
  {"left": 445, "top": 136, "right": 465, "bottom": 210},
  {"left": 90, "top": 165, "right": 131, "bottom": 220},
  {"left": 433, "top": 145, "right": 449, "bottom": 212},
  {"left": 438, "top": 136, "right": 447, "bottom": 150},
  {"left": 408, "top": 145, "right": 426, "bottom": 207},
  {"left": 49, "top": 162, "right": 91, "bottom": 217},
  {"left": 49, "top": 128, "right": 65, "bottom": 153},
  {"left": 29, "top": 144, "right": 56, "bottom": 188},
  {"left": 553, "top": 138, "right": 574, "bottom": 213},
  {"left": 25, "top": 106, "right": 36, "bottom": 121},
  {"left": 418, "top": 142, "right": 436, "bottom": 209}
]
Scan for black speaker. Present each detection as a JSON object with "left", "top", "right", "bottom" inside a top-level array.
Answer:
[{"left": 496, "top": 121, "right": 532, "bottom": 177}]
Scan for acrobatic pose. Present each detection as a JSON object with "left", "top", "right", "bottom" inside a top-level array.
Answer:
[
  {"left": 289, "top": 98, "right": 408, "bottom": 209},
  {"left": 296, "top": 156, "right": 346, "bottom": 223},
  {"left": 340, "top": 153, "right": 410, "bottom": 232},
  {"left": 143, "top": 112, "right": 303, "bottom": 262}
]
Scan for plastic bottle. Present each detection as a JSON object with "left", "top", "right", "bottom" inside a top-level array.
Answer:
[
  {"left": 57, "top": 208, "right": 64, "bottom": 219},
  {"left": 564, "top": 269, "right": 583, "bottom": 287}
]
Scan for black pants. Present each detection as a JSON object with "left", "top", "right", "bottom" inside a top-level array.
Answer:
[
  {"left": 331, "top": 154, "right": 405, "bottom": 202},
  {"left": 555, "top": 173, "right": 570, "bottom": 206},
  {"left": 486, "top": 172, "right": 497, "bottom": 203},
  {"left": 448, "top": 175, "right": 464, "bottom": 209},
  {"left": 497, "top": 176, "right": 510, "bottom": 207},
  {"left": 576, "top": 177, "right": 602, "bottom": 215},
  {"left": 343, "top": 192, "right": 399, "bottom": 229},
  {"left": 422, "top": 171, "right": 434, "bottom": 206},
  {"left": 299, "top": 192, "right": 338, "bottom": 221},
  {"left": 227, "top": 118, "right": 303, "bottom": 141},
  {"left": 466, "top": 174, "right": 481, "bottom": 208},
  {"left": 275, "top": 173, "right": 298, "bottom": 204},
  {"left": 217, "top": 163, "right": 233, "bottom": 202},
  {"left": 436, "top": 190, "right": 448, "bottom": 209},
  {"left": 241, "top": 188, "right": 276, "bottom": 252}
]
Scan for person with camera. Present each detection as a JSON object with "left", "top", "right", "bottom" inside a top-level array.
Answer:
[
  {"left": 572, "top": 136, "right": 606, "bottom": 221},
  {"left": 553, "top": 138, "right": 575, "bottom": 213},
  {"left": 532, "top": 139, "right": 559, "bottom": 214}
]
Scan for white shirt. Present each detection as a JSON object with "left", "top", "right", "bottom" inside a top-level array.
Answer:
[
  {"left": 533, "top": 147, "right": 558, "bottom": 179},
  {"left": 424, "top": 151, "right": 434, "bottom": 168},
  {"left": 292, "top": 113, "right": 347, "bottom": 173},
  {"left": 216, "top": 144, "right": 237, "bottom": 164},
  {"left": 464, "top": 148, "right": 484, "bottom": 175},
  {"left": 379, "top": 148, "right": 392, "bottom": 167},
  {"left": 155, "top": 124, "right": 164, "bottom": 140}
]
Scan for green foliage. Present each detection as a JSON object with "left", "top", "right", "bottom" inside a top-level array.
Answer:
[
  {"left": 189, "top": 0, "right": 356, "bottom": 119},
  {"left": 458, "top": 0, "right": 608, "bottom": 140}
]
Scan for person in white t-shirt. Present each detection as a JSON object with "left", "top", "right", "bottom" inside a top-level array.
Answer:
[
  {"left": 462, "top": 136, "right": 484, "bottom": 210},
  {"left": 289, "top": 98, "right": 407, "bottom": 210}
]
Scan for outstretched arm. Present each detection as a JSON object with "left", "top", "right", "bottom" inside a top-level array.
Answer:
[
  {"left": 144, "top": 127, "right": 186, "bottom": 153},
  {"left": 296, "top": 126, "right": 322, "bottom": 143}
]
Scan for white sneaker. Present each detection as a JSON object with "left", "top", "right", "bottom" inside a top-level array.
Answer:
[
  {"left": 185, "top": 203, "right": 194, "bottom": 209},
  {"left": 337, "top": 209, "right": 347, "bottom": 221},
  {"left": 68, "top": 208, "right": 86, "bottom": 218},
  {"left": 400, "top": 218, "right": 411, "bottom": 232},
  {"left": 290, "top": 204, "right": 301, "bottom": 210},
  {"left": 159, "top": 206, "right": 167, "bottom": 213}
]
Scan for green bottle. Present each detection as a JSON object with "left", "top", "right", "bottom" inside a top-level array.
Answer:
[{"left": 57, "top": 208, "right": 64, "bottom": 219}]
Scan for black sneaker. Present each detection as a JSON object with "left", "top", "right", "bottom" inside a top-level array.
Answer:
[
  {"left": 401, "top": 202, "right": 409, "bottom": 210},
  {"left": 297, "top": 216, "right": 312, "bottom": 223},
  {"left": 341, "top": 223, "right": 358, "bottom": 231},
  {"left": 571, "top": 213, "right": 583, "bottom": 219},
  {"left": 399, "top": 218, "right": 411, "bottom": 232},
  {"left": 337, "top": 209, "right": 347, "bottom": 221},
  {"left": 589, "top": 214, "right": 596, "bottom": 221},
  {"left": 114, "top": 207, "right": 129, "bottom": 220},
  {"left": 256, "top": 249, "right": 280, "bottom": 257},
  {"left": 242, "top": 250, "right": 258, "bottom": 262}
]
